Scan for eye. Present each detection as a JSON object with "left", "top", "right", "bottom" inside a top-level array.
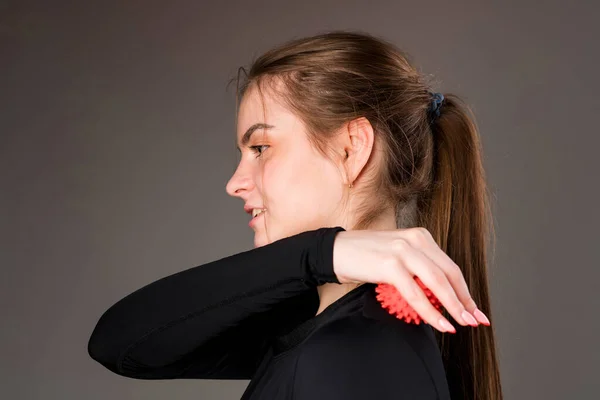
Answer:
[{"left": 249, "top": 145, "right": 269, "bottom": 158}]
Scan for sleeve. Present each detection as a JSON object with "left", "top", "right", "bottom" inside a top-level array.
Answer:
[
  {"left": 87, "top": 226, "right": 345, "bottom": 380},
  {"left": 292, "top": 322, "right": 442, "bottom": 400}
]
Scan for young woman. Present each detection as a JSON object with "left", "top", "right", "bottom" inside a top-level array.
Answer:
[{"left": 88, "top": 31, "right": 502, "bottom": 399}]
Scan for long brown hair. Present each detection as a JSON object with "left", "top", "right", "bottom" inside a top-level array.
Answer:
[{"left": 230, "top": 30, "right": 502, "bottom": 400}]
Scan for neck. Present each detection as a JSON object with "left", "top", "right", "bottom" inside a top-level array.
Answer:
[
  {"left": 315, "top": 208, "right": 397, "bottom": 316},
  {"left": 315, "top": 282, "right": 362, "bottom": 315}
]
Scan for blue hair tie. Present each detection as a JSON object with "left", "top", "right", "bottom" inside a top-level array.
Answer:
[{"left": 428, "top": 92, "right": 445, "bottom": 123}]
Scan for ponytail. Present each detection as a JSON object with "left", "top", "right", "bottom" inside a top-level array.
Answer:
[
  {"left": 419, "top": 94, "right": 503, "bottom": 400},
  {"left": 234, "top": 30, "right": 504, "bottom": 399}
]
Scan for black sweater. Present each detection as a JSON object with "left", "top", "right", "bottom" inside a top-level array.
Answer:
[{"left": 87, "top": 226, "right": 451, "bottom": 399}]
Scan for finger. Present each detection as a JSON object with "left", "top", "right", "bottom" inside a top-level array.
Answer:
[
  {"left": 414, "top": 243, "right": 484, "bottom": 325},
  {"left": 394, "top": 244, "right": 475, "bottom": 327},
  {"left": 389, "top": 263, "right": 456, "bottom": 333},
  {"left": 400, "top": 229, "right": 482, "bottom": 324}
]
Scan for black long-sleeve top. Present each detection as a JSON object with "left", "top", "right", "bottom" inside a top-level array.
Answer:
[{"left": 87, "top": 226, "right": 451, "bottom": 399}]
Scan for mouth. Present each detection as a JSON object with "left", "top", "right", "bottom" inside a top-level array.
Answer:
[{"left": 249, "top": 210, "right": 265, "bottom": 227}]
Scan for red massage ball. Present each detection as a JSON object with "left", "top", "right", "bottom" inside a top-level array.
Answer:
[{"left": 375, "top": 277, "right": 443, "bottom": 324}]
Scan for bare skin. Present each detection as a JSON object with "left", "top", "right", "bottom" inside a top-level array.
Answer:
[{"left": 226, "top": 80, "right": 489, "bottom": 333}]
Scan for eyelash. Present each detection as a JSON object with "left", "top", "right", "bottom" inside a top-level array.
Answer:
[{"left": 249, "top": 145, "right": 269, "bottom": 158}]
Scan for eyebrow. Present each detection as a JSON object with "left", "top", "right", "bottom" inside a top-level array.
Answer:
[{"left": 236, "top": 123, "right": 275, "bottom": 152}]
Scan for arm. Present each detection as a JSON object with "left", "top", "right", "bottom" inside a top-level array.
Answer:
[{"left": 87, "top": 226, "right": 345, "bottom": 380}]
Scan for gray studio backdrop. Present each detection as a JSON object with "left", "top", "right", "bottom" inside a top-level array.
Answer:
[{"left": 2, "top": 1, "right": 599, "bottom": 399}]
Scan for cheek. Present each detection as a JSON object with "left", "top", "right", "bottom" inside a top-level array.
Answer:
[{"left": 261, "top": 151, "right": 343, "bottom": 233}]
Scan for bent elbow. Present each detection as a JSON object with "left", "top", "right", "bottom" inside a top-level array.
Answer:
[{"left": 87, "top": 325, "right": 123, "bottom": 375}]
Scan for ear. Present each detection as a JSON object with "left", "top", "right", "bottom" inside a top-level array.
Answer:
[{"left": 340, "top": 117, "right": 375, "bottom": 185}]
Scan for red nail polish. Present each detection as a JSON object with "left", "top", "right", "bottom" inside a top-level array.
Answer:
[
  {"left": 439, "top": 318, "right": 456, "bottom": 333},
  {"left": 473, "top": 308, "right": 490, "bottom": 325}
]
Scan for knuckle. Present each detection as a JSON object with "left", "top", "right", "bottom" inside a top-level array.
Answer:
[
  {"left": 447, "top": 264, "right": 463, "bottom": 281},
  {"left": 419, "top": 307, "right": 439, "bottom": 326},
  {"left": 420, "top": 307, "right": 437, "bottom": 321},
  {"left": 402, "top": 281, "right": 425, "bottom": 303},
  {"left": 410, "top": 227, "right": 433, "bottom": 246},
  {"left": 391, "top": 237, "right": 411, "bottom": 251},
  {"left": 429, "top": 269, "right": 447, "bottom": 287},
  {"left": 416, "top": 226, "right": 430, "bottom": 237},
  {"left": 402, "top": 287, "right": 421, "bottom": 304},
  {"left": 464, "top": 296, "right": 478, "bottom": 310}
]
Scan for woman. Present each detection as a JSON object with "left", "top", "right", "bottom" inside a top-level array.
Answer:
[{"left": 88, "top": 31, "right": 502, "bottom": 399}]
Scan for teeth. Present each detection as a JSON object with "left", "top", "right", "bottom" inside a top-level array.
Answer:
[{"left": 252, "top": 209, "right": 266, "bottom": 218}]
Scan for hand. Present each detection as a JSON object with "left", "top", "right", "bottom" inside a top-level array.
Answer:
[{"left": 332, "top": 227, "right": 490, "bottom": 333}]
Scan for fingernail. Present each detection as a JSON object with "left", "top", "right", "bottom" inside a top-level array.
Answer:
[
  {"left": 473, "top": 308, "right": 491, "bottom": 325},
  {"left": 461, "top": 310, "right": 479, "bottom": 327},
  {"left": 439, "top": 318, "right": 456, "bottom": 333}
]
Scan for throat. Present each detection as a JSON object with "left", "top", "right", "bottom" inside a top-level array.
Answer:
[{"left": 315, "top": 282, "right": 363, "bottom": 316}]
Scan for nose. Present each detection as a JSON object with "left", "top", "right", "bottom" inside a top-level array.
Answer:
[{"left": 225, "top": 163, "right": 254, "bottom": 198}]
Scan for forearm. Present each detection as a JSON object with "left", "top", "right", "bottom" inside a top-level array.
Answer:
[{"left": 87, "top": 226, "right": 344, "bottom": 379}]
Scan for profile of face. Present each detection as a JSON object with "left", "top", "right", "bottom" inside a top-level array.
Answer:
[{"left": 226, "top": 84, "right": 352, "bottom": 248}]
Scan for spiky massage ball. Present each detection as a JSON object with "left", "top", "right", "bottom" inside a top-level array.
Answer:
[{"left": 375, "top": 277, "right": 443, "bottom": 324}]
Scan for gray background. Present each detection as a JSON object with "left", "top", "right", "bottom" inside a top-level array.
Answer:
[{"left": 2, "top": 1, "right": 599, "bottom": 399}]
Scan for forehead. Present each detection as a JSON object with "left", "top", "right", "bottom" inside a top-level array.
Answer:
[
  {"left": 236, "top": 84, "right": 299, "bottom": 141},
  {"left": 237, "top": 87, "right": 266, "bottom": 124},
  {"left": 238, "top": 85, "right": 280, "bottom": 125}
]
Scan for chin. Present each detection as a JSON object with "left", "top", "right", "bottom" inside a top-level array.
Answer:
[
  {"left": 253, "top": 233, "right": 267, "bottom": 248},
  {"left": 252, "top": 228, "right": 280, "bottom": 248},
  {"left": 252, "top": 223, "right": 300, "bottom": 248}
]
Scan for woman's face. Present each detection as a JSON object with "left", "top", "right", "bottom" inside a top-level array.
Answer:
[{"left": 226, "top": 85, "right": 348, "bottom": 248}]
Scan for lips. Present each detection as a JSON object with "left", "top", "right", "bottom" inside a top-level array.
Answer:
[
  {"left": 248, "top": 210, "right": 265, "bottom": 228},
  {"left": 252, "top": 209, "right": 267, "bottom": 218},
  {"left": 244, "top": 204, "right": 265, "bottom": 215}
]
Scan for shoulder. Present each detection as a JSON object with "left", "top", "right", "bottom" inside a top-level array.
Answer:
[
  {"left": 300, "top": 313, "right": 439, "bottom": 374},
  {"left": 293, "top": 313, "right": 448, "bottom": 399}
]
